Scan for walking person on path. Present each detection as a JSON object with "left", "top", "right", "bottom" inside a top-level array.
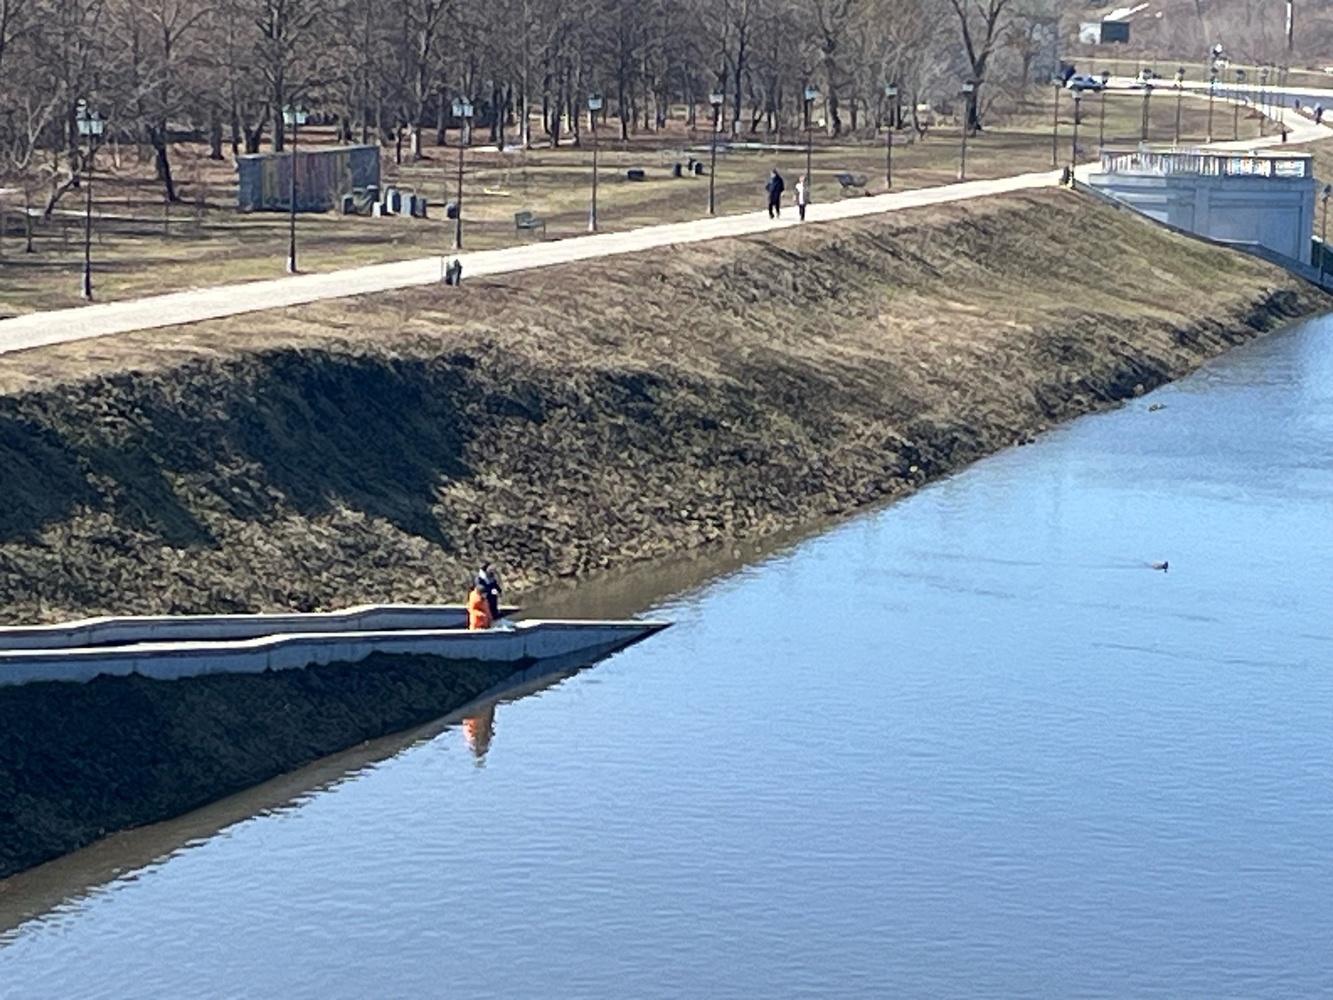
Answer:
[
  {"left": 795, "top": 174, "right": 809, "bottom": 221},
  {"left": 766, "top": 168, "right": 785, "bottom": 218}
]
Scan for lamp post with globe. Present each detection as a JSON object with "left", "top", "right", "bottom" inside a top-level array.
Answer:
[
  {"left": 884, "top": 83, "right": 899, "bottom": 188},
  {"left": 708, "top": 88, "right": 724, "bottom": 215},
  {"left": 451, "top": 96, "right": 473, "bottom": 250},
  {"left": 76, "top": 99, "right": 106, "bottom": 299},
  {"left": 803, "top": 84, "right": 819, "bottom": 188},
  {"left": 282, "top": 104, "right": 307, "bottom": 272},
  {"left": 587, "top": 93, "right": 603, "bottom": 232}
]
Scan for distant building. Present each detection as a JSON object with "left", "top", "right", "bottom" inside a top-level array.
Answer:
[
  {"left": 1080, "top": 19, "right": 1131, "bottom": 45},
  {"left": 236, "top": 145, "right": 381, "bottom": 213}
]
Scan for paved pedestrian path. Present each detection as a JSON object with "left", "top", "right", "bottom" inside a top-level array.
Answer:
[
  {"left": 3, "top": 89, "right": 1330, "bottom": 360},
  {"left": 0, "top": 169, "right": 1058, "bottom": 357}
]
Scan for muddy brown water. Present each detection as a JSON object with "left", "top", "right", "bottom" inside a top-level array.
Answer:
[{"left": 3, "top": 314, "right": 1333, "bottom": 997}]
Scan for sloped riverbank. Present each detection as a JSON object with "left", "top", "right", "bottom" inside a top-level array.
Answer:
[
  {"left": 0, "top": 189, "right": 1326, "bottom": 877},
  {"left": 0, "top": 190, "right": 1321, "bottom": 624}
]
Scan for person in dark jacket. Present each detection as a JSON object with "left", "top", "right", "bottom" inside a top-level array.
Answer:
[
  {"left": 476, "top": 562, "right": 502, "bottom": 621},
  {"left": 766, "top": 168, "right": 785, "bottom": 218}
]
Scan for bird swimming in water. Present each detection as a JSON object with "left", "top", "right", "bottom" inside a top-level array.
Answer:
[
  {"left": 1150, "top": 561, "right": 1169, "bottom": 572},
  {"left": 1148, "top": 403, "right": 1166, "bottom": 412}
]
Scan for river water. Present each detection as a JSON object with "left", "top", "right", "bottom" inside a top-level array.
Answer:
[{"left": 3, "top": 316, "right": 1333, "bottom": 998}]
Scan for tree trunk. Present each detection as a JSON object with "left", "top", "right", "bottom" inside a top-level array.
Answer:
[
  {"left": 827, "top": 91, "right": 842, "bottom": 136},
  {"left": 23, "top": 186, "right": 35, "bottom": 253},
  {"left": 209, "top": 111, "right": 225, "bottom": 160},
  {"left": 147, "top": 125, "right": 180, "bottom": 202}
]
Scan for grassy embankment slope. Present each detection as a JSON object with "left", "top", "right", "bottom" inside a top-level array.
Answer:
[
  {"left": 0, "top": 186, "right": 1327, "bottom": 878},
  {"left": 0, "top": 188, "right": 1323, "bottom": 626}
]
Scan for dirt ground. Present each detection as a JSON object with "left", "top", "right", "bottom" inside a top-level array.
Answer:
[{"left": 0, "top": 188, "right": 1324, "bottom": 626}]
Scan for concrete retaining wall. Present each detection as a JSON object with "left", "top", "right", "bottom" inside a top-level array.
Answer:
[
  {"left": 1085, "top": 170, "right": 1316, "bottom": 264},
  {"left": 0, "top": 620, "right": 669, "bottom": 687}
]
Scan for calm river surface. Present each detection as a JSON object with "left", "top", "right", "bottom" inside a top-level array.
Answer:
[{"left": 3, "top": 316, "right": 1333, "bottom": 998}]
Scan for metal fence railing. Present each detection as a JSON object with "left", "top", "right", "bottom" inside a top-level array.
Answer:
[{"left": 1097, "top": 149, "right": 1312, "bottom": 179}]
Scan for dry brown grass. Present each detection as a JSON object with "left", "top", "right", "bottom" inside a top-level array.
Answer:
[
  {"left": 0, "top": 189, "right": 1324, "bottom": 627},
  {"left": 0, "top": 95, "right": 1243, "bottom": 315}
]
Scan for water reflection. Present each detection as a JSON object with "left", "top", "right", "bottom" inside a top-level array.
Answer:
[
  {"left": 462, "top": 703, "right": 496, "bottom": 763},
  {"left": 5, "top": 315, "right": 1333, "bottom": 998},
  {"left": 0, "top": 647, "right": 623, "bottom": 939}
]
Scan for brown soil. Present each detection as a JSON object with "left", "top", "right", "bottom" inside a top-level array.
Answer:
[{"left": 0, "top": 654, "right": 524, "bottom": 879}]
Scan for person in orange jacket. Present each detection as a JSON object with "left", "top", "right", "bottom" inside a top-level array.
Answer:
[{"left": 467, "top": 582, "right": 492, "bottom": 630}]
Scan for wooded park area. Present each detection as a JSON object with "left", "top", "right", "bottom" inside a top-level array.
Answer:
[{"left": 0, "top": 0, "right": 1325, "bottom": 254}]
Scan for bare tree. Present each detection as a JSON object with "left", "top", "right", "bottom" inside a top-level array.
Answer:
[
  {"left": 111, "top": 0, "right": 209, "bottom": 200},
  {"left": 948, "top": 0, "right": 1013, "bottom": 130},
  {"left": 251, "top": 0, "right": 326, "bottom": 151}
]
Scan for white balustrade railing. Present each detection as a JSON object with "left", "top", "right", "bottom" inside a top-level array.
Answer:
[{"left": 1098, "top": 149, "right": 1312, "bottom": 179}]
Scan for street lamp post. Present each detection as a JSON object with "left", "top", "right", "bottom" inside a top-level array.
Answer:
[
  {"left": 1207, "top": 69, "right": 1217, "bottom": 142},
  {"left": 1051, "top": 78, "right": 1061, "bottom": 167},
  {"left": 1071, "top": 91, "right": 1082, "bottom": 174},
  {"left": 1173, "top": 67, "right": 1185, "bottom": 145},
  {"left": 803, "top": 85, "right": 819, "bottom": 190},
  {"left": 708, "top": 88, "right": 724, "bottom": 215},
  {"left": 587, "top": 92, "right": 602, "bottom": 232},
  {"left": 1322, "top": 184, "right": 1331, "bottom": 271},
  {"left": 1259, "top": 66, "right": 1269, "bottom": 136},
  {"left": 75, "top": 99, "right": 105, "bottom": 300},
  {"left": 1141, "top": 82, "right": 1153, "bottom": 141},
  {"left": 958, "top": 81, "right": 975, "bottom": 181},
  {"left": 1099, "top": 70, "right": 1110, "bottom": 149},
  {"left": 1279, "top": 65, "right": 1289, "bottom": 140},
  {"left": 884, "top": 84, "right": 899, "bottom": 189},
  {"left": 451, "top": 96, "right": 473, "bottom": 250},
  {"left": 1234, "top": 69, "right": 1245, "bottom": 140},
  {"left": 282, "top": 105, "right": 307, "bottom": 273}
]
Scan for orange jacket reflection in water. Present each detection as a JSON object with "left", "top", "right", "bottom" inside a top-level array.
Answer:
[
  {"left": 463, "top": 702, "right": 496, "bottom": 762},
  {"left": 467, "top": 587, "right": 492, "bottom": 630}
]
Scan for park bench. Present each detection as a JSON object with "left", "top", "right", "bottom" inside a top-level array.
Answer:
[
  {"left": 835, "top": 172, "right": 869, "bottom": 195},
  {"left": 514, "top": 210, "right": 546, "bottom": 237}
]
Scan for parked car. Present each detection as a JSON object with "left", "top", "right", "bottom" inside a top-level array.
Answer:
[{"left": 1065, "top": 74, "right": 1105, "bottom": 92}]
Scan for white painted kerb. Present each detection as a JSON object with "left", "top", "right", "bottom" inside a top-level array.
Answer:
[{"left": 0, "top": 603, "right": 515, "bottom": 650}]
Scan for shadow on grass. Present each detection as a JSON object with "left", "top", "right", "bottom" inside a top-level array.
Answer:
[{"left": 0, "top": 350, "right": 487, "bottom": 549}]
